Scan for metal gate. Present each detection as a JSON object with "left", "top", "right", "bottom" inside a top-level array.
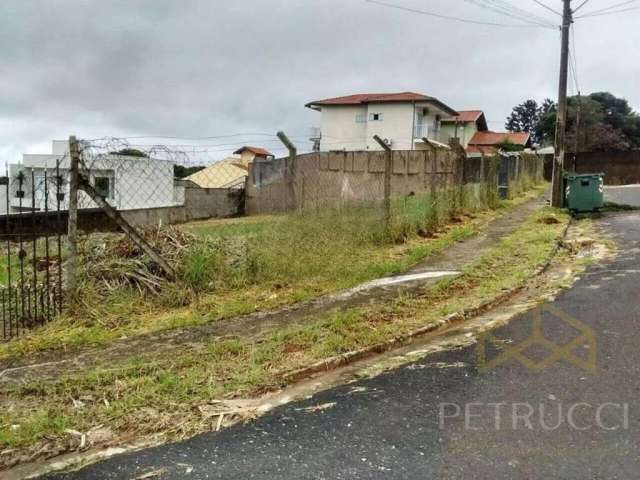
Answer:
[{"left": 1, "top": 163, "right": 65, "bottom": 339}]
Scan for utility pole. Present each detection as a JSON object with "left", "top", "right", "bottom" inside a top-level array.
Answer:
[{"left": 550, "top": 0, "right": 573, "bottom": 207}]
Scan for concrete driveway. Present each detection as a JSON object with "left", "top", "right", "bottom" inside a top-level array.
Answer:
[{"left": 44, "top": 212, "right": 640, "bottom": 479}]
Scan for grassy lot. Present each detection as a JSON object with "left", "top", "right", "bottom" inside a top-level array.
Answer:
[
  {"left": 0, "top": 205, "right": 570, "bottom": 464},
  {"left": 0, "top": 183, "right": 544, "bottom": 359}
]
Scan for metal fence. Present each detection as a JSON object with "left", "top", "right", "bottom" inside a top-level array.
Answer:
[
  {"left": 0, "top": 165, "right": 65, "bottom": 339},
  {"left": 0, "top": 134, "right": 544, "bottom": 340}
]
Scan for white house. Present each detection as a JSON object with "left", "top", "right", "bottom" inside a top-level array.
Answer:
[
  {"left": 0, "top": 140, "right": 178, "bottom": 215},
  {"left": 440, "top": 110, "right": 488, "bottom": 149},
  {"left": 305, "top": 92, "right": 459, "bottom": 152}
]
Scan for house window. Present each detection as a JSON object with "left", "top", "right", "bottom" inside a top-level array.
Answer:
[
  {"left": 94, "top": 176, "right": 113, "bottom": 199},
  {"left": 369, "top": 112, "right": 383, "bottom": 121},
  {"left": 355, "top": 113, "right": 367, "bottom": 123}
]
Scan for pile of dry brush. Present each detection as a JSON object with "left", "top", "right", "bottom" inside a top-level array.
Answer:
[{"left": 79, "top": 226, "right": 193, "bottom": 295}]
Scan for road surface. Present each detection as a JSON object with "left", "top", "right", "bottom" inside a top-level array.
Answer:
[{"left": 46, "top": 212, "right": 640, "bottom": 479}]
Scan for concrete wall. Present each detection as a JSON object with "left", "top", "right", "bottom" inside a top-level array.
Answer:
[
  {"left": 246, "top": 149, "right": 464, "bottom": 214},
  {"left": 246, "top": 149, "right": 542, "bottom": 215},
  {"left": 566, "top": 151, "right": 640, "bottom": 185},
  {"left": 0, "top": 186, "right": 243, "bottom": 239},
  {"left": 120, "top": 186, "right": 242, "bottom": 227}
]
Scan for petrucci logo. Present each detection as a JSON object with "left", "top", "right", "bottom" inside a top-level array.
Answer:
[{"left": 477, "top": 304, "right": 597, "bottom": 374}]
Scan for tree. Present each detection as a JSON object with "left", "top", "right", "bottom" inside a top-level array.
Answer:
[
  {"left": 506, "top": 100, "right": 539, "bottom": 136},
  {"left": 174, "top": 165, "right": 205, "bottom": 178},
  {"left": 511, "top": 92, "right": 640, "bottom": 152},
  {"left": 506, "top": 99, "right": 555, "bottom": 145},
  {"left": 109, "top": 148, "right": 149, "bottom": 157}
]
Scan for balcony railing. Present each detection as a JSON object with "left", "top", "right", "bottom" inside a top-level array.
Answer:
[{"left": 413, "top": 124, "right": 450, "bottom": 144}]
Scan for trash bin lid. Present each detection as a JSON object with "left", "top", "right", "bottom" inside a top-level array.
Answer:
[{"left": 564, "top": 172, "right": 605, "bottom": 180}]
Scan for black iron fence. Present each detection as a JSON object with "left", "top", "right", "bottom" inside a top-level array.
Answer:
[{"left": 1, "top": 166, "right": 65, "bottom": 339}]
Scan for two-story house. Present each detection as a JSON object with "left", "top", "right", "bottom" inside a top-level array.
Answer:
[{"left": 306, "top": 92, "right": 459, "bottom": 152}]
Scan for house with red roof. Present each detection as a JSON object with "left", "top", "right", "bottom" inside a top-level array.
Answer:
[
  {"left": 306, "top": 92, "right": 459, "bottom": 152},
  {"left": 441, "top": 109, "right": 531, "bottom": 156},
  {"left": 466, "top": 131, "right": 531, "bottom": 156},
  {"left": 440, "top": 110, "right": 488, "bottom": 149}
]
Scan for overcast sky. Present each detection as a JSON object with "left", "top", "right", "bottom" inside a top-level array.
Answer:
[{"left": 1, "top": 0, "right": 638, "bottom": 163}]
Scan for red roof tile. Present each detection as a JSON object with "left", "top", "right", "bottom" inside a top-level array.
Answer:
[
  {"left": 307, "top": 92, "right": 433, "bottom": 106},
  {"left": 233, "top": 146, "right": 273, "bottom": 157},
  {"left": 306, "top": 92, "right": 458, "bottom": 116},
  {"left": 443, "top": 110, "right": 484, "bottom": 123},
  {"left": 468, "top": 131, "right": 530, "bottom": 146}
]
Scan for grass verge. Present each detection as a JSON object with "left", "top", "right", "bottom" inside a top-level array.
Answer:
[{"left": 0, "top": 204, "right": 569, "bottom": 468}]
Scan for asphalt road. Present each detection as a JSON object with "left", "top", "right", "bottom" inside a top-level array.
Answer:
[{"left": 45, "top": 212, "right": 640, "bottom": 480}]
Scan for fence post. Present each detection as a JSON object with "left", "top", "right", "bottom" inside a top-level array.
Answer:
[
  {"left": 373, "top": 135, "right": 392, "bottom": 229},
  {"left": 66, "top": 135, "right": 80, "bottom": 295},
  {"left": 276, "top": 131, "right": 297, "bottom": 212}
]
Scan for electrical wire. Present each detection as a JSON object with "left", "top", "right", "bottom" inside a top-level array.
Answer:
[
  {"left": 573, "top": 0, "right": 592, "bottom": 13},
  {"left": 485, "top": 0, "right": 558, "bottom": 25},
  {"left": 575, "top": 6, "right": 639, "bottom": 18},
  {"left": 569, "top": 25, "right": 580, "bottom": 94},
  {"left": 531, "top": 0, "right": 562, "bottom": 16},
  {"left": 575, "top": 0, "right": 638, "bottom": 17},
  {"left": 463, "top": 0, "right": 557, "bottom": 27},
  {"left": 365, "top": 0, "right": 555, "bottom": 28}
]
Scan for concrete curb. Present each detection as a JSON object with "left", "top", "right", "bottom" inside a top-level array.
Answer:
[{"left": 282, "top": 217, "right": 572, "bottom": 384}]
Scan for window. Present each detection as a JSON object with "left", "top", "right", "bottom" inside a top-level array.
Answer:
[
  {"left": 355, "top": 113, "right": 367, "bottom": 123},
  {"left": 94, "top": 176, "right": 113, "bottom": 199},
  {"left": 369, "top": 112, "right": 383, "bottom": 121}
]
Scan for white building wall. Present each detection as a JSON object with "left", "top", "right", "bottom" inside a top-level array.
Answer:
[
  {"left": 319, "top": 106, "right": 368, "bottom": 151},
  {"left": 8, "top": 154, "right": 177, "bottom": 213},
  {"left": 440, "top": 122, "right": 478, "bottom": 148},
  {"left": 364, "top": 103, "right": 415, "bottom": 151},
  {"left": 317, "top": 103, "right": 449, "bottom": 152}
]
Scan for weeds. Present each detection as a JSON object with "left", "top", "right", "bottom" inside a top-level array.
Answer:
[{"left": 0, "top": 183, "right": 546, "bottom": 357}]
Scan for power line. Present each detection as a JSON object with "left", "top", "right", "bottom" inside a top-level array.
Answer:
[
  {"left": 569, "top": 24, "right": 580, "bottom": 93},
  {"left": 531, "top": 0, "right": 562, "bottom": 16},
  {"left": 487, "top": 0, "right": 558, "bottom": 25},
  {"left": 576, "top": 0, "right": 638, "bottom": 17},
  {"left": 576, "top": 6, "right": 639, "bottom": 18},
  {"left": 464, "top": 0, "right": 558, "bottom": 28},
  {"left": 573, "top": 0, "right": 592, "bottom": 13},
  {"left": 365, "top": 0, "right": 555, "bottom": 28}
]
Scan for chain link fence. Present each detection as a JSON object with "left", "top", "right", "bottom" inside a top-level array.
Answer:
[{"left": 0, "top": 134, "right": 544, "bottom": 339}]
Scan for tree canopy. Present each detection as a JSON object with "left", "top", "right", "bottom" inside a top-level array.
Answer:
[{"left": 506, "top": 92, "right": 640, "bottom": 152}]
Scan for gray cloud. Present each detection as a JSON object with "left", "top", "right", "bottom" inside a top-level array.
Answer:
[{"left": 1, "top": 0, "right": 638, "bottom": 162}]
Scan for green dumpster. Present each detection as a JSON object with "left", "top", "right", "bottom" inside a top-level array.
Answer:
[{"left": 564, "top": 173, "right": 604, "bottom": 213}]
